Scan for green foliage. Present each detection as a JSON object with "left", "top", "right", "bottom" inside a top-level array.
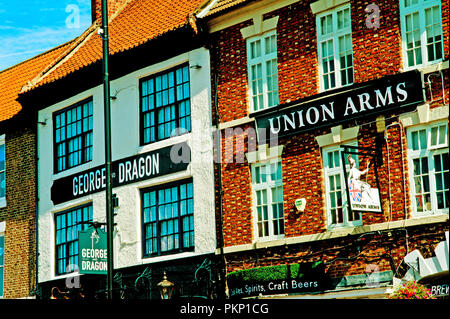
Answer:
[
  {"left": 389, "top": 280, "right": 436, "bottom": 299},
  {"left": 227, "top": 261, "right": 323, "bottom": 283}
]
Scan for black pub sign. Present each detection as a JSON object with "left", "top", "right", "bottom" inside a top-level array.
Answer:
[
  {"left": 255, "top": 70, "right": 423, "bottom": 142},
  {"left": 51, "top": 142, "right": 190, "bottom": 205}
]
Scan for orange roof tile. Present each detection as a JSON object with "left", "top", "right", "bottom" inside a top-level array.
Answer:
[
  {"left": 24, "top": 0, "right": 207, "bottom": 93},
  {"left": 0, "top": 41, "right": 75, "bottom": 122}
]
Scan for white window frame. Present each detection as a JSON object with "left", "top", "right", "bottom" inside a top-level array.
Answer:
[
  {"left": 400, "top": 0, "right": 444, "bottom": 70},
  {"left": 246, "top": 29, "right": 279, "bottom": 112},
  {"left": 407, "top": 121, "right": 449, "bottom": 216},
  {"left": 251, "top": 159, "right": 284, "bottom": 242},
  {"left": 316, "top": 3, "right": 354, "bottom": 92},
  {"left": 323, "top": 142, "right": 362, "bottom": 229},
  {"left": 0, "top": 135, "right": 5, "bottom": 208}
]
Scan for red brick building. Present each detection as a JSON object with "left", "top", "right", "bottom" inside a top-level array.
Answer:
[
  {"left": 203, "top": 0, "right": 449, "bottom": 298},
  {"left": 0, "top": 42, "right": 73, "bottom": 298}
]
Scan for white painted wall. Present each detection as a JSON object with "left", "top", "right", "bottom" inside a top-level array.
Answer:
[{"left": 37, "top": 48, "right": 215, "bottom": 283}]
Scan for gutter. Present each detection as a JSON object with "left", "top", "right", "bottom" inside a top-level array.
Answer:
[{"left": 195, "top": 0, "right": 219, "bottom": 18}]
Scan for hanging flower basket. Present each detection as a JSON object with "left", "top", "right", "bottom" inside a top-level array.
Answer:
[{"left": 389, "top": 280, "right": 436, "bottom": 299}]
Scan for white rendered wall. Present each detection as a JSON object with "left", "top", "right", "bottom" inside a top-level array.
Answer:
[{"left": 37, "top": 48, "right": 215, "bottom": 284}]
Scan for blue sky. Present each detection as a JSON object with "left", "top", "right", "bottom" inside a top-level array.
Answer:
[{"left": 0, "top": 0, "right": 92, "bottom": 71}]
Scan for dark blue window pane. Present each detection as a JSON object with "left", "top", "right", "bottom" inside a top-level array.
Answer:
[
  {"left": 141, "top": 64, "right": 190, "bottom": 144},
  {"left": 142, "top": 181, "right": 193, "bottom": 257},
  {"left": 54, "top": 99, "right": 93, "bottom": 172},
  {"left": 54, "top": 204, "right": 92, "bottom": 275}
]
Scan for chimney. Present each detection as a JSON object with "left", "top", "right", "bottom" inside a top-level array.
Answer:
[{"left": 91, "top": 0, "right": 129, "bottom": 23}]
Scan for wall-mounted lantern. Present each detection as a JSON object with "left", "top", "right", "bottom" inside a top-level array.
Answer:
[{"left": 157, "top": 271, "right": 174, "bottom": 299}]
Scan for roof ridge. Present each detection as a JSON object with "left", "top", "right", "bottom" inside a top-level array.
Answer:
[
  {"left": 0, "top": 39, "right": 76, "bottom": 76},
  {"left": 20, "top": 22, "right": 100, "bottom": 94},
  {"left": 17, "top": 0, "right": 207, "bottom": 95},
  {"left": 20, "top": 0, "right": 135, "bottom": 94}
]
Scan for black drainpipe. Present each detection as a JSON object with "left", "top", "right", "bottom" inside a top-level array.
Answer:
[{"left": 211, "top": 46, "right": 226, "bottom": 300}]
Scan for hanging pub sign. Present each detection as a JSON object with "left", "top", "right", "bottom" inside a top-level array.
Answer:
[
  {"left": 341, "top": 145, "right": 383, "bottom": 213},
  {"left": 346, "top": 154, "right": 382, "bottom": 212},
  {"left": 78, "top": 227, "right": 107, "bottom": 274},
  {"left": 254, "top": 70, "right": 423, "bottom": 143},
  {"left": 51, "top": 142, "right": 190, "bottom": 205}
]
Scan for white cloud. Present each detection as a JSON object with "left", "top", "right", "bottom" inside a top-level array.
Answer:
[
  {"left": 0, "top": 19, "right": 90, "bottom": 71},
  {"left": 0, "top": 0, "right": 92, "bottom": 71}
]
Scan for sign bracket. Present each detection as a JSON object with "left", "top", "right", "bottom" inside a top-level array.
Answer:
[{"left": 79, "top": 221, "right": 117, "bottom": 232}]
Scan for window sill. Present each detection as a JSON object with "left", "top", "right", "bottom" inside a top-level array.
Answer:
[
  {"left": 217, "top": 116, "right": 254, "bottom": 130},
  {"left": 143, "top": 247, "right": 195, "bottom": 259},
  {"left": 318, "top": 82, "right": 354, "bottom": 95},
  {"left": 52, "top": 271, "right": 82, "bottom": 282},
  {"left": 410, "top": 211, "right": 449, "bottom": 219},
  {"left": 53, "top": 161, "right": 92, "bottom": 178},
  {"left": 248, "top": 105, "right": 279, "bottom": 118},
  {"left": 138, "top": 132, "right": 190, "bottom": 154},
  {"left": 137, "top": 250, "right": 207, "bottom": 266},
  {"left": 253, "top": 236, "right": 285, "bottom": 248},
  {"left": 403, "top": 60, "right": 449, "bottom": 75},
  {"left": 326, "top": 222, "right": 363, "bottom": 231}
]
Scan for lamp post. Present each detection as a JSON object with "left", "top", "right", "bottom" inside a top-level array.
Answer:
[
  {"left": 100, "top": 0, "right": 114, "bottom": 300},
  {"left": 157, "top": 271, "right": 175, "bottom": 299}
]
